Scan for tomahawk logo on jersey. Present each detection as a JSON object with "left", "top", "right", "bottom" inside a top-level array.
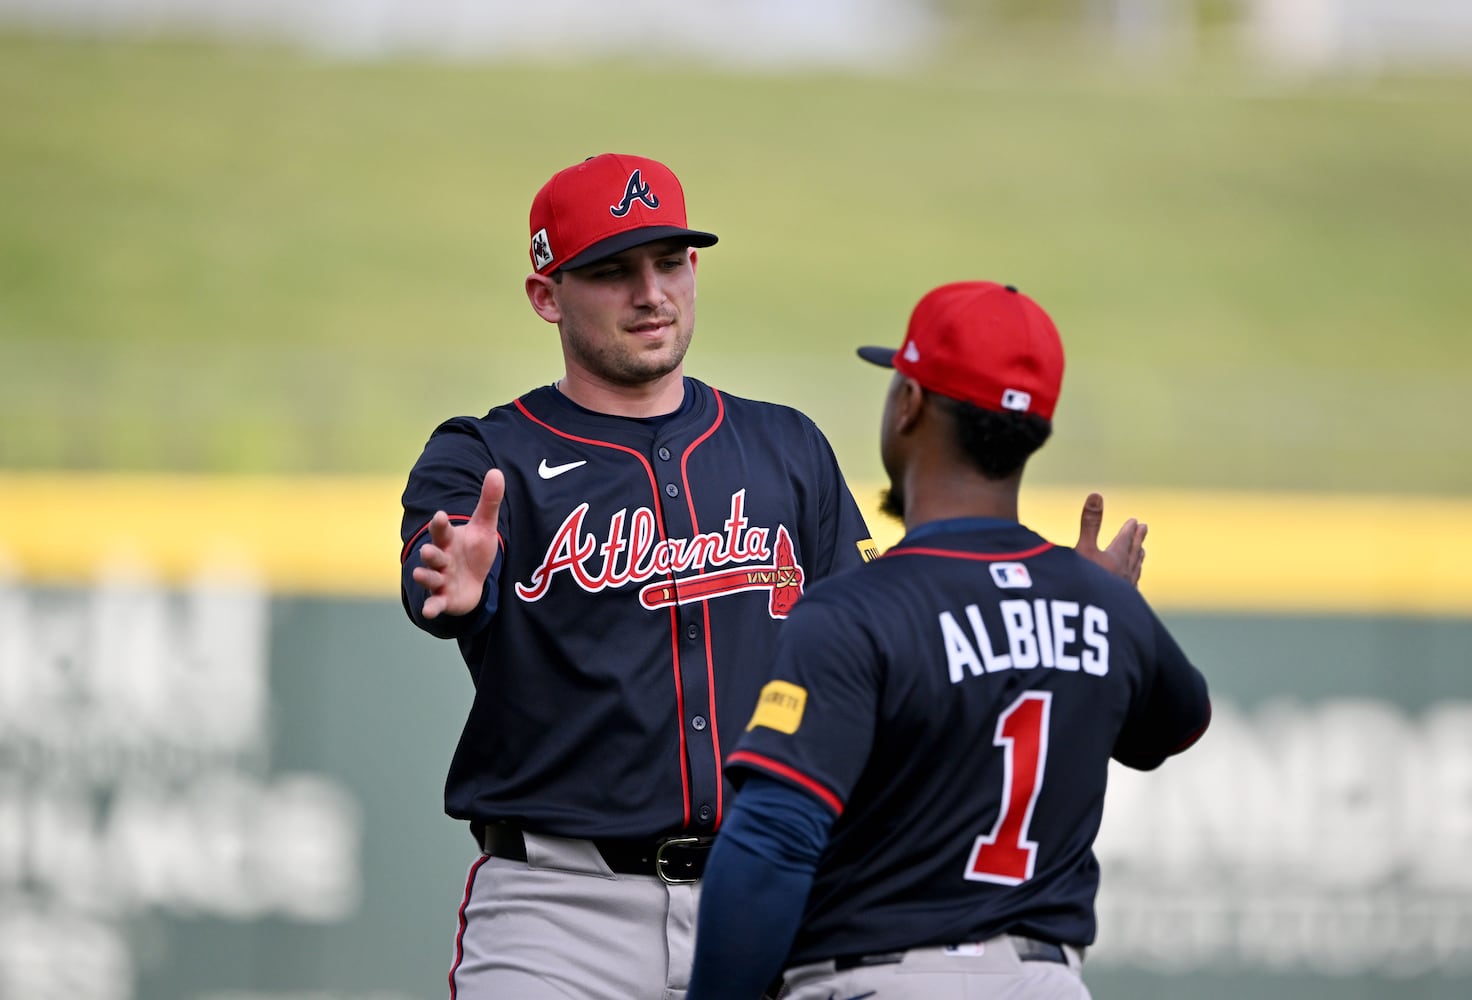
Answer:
[{"left": 400, "top": 378, "right": 875, "bottom": 840}]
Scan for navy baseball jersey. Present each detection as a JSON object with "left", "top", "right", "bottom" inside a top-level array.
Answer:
[
  {"left": 726, "top": 517, "right": 1210, "bottom": 964},
  {"left": 400, "top": 377, "right": 876, "bottom": 840}
]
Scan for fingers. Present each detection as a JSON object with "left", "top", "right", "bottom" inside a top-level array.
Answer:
[
  {"left": 412, "top": 469, "right": 503, "bottom": 623},
  {"left": 417, "top": 542, "right": 449, "bottom": 571},
  {"left": 1097, "top": 513, "right": 1145, "bottom": 588},
  {"left": 471, "top": 469, "right": 506, "bottom": 529},
  {"left": 1105, "top": 516, "right": 1138, "bottom": 555},
  {"left": 426, "top": 509, "right": 455, "bottom": 548},
  {"left": 1076, "top": 492, "right": 1104, "bottom": 552},
  {"left": 1073, "top": 492, "right": 1151, "bottom": 587},
  {"left": 1116, "top": 521, "right": 1146, "bottom": 585},
  {"left": 412, "top": 564, "right": 445, "bottom": 590}
]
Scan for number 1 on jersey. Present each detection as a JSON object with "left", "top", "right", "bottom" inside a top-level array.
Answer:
[{"left": 965, "top": 690, "right": 1052, "bottom": 886}]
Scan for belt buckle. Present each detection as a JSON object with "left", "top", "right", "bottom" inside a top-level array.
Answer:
[{"left": 654, "top": 835, "right": 705, "bottom": 884}]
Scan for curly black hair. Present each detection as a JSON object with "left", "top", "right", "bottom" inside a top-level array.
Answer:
[{"left": 930, "top": 394, "right": 1052, "bottom": 480}]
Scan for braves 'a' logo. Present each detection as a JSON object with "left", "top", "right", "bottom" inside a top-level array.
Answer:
[{"left": 610, "top": 169, "right": 659, "bottom": 217}]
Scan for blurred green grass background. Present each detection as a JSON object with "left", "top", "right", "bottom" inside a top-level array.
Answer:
[{"left": 2, "top": 30, "right": 1470, "bottom": 494}]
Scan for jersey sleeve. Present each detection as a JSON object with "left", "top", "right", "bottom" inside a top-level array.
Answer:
[
  {"left": 398, "top": 418, "right": 505, "bottom": 639},
  {"left": 725, "top": 587, "right": 882, "bottom": 815},
  {"left": 1111, "top": 608, "right": 1212, "bottom": 770},
  {"left": 796, "top": 413, "right": 877, "bottom": 579}
]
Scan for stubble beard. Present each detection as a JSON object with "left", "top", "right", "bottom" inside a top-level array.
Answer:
[
  {"left": 878, "top": 484, "right": 905, "bottom": 524},
  {"left": 565, "top": 319, "right": 694, "bottom": 387}
]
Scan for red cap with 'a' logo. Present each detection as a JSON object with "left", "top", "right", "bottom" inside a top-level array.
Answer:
[
  {"left": 528, "top": 153, "right": 719, "bottom": 275},
  {"left": 857, "top": 282, "right": 1065, "bottom": 420}
]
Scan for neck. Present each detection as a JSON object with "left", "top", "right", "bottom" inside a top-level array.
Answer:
[
  {"left": 556, "top": 369, "right": 685, "bottom": 418},
  {"left": 901, "top": 462, "right": 1021, "bottom": 532}
]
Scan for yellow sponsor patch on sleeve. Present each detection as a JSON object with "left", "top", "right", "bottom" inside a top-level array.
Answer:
[
  {"left": 746, "top": 680, "right": 808, "bottom": 734},
  {"left": 857, "top": 538, "right": 880, "bottom": 562}
]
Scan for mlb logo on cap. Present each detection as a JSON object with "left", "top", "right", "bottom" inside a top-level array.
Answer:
[
  {"left": 528, "top": 153, "right": 719, "bottom": 275},
  {"left": 1001, "top": 388, "right": 1032, "bottom": 412},
  {"left": 856, "top": 281, "right": 1065, "bottom": 420}
]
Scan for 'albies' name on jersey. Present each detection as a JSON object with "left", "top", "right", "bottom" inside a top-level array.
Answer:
[{"left": 940, "top": 597, "right": 1110, "bottom": 682}]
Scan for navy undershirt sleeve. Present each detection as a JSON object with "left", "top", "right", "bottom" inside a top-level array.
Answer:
[{"left": 687, "top": 775, "right": 835, "bottom": 1000}]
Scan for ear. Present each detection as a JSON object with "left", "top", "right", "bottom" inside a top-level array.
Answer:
[
  {"left": 689, "top": 248, "right": 699, "bottom": 270},
  {"left": 525, "top": 273, "right": 561, "bottom": 324},
  {"left": 892, "top": 376, "right": 926, "bottom": 434}
]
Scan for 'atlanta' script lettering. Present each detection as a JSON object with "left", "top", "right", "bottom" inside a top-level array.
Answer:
[{"left": 516, "top": 490, "right": 772, "bottom": 601}]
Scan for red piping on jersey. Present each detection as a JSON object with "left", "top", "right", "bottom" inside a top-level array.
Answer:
[
  {"left": 727, "top": 750, "right": 845, "bottom": 816},
  {"left": 1173, "top": 699, "right": 1213, "bottom": 754},
  {"left": 514, "top": 398, "right": 693, "bottom": 827},
  {"left": 679, "top": 389, "right": 728, "bottom": 827},
  {"left": 448, "top": 853, "right": 490, "bottom": 1000},
  {"left": 883, "top": 541, "right": 1055, "bottom": 562}
]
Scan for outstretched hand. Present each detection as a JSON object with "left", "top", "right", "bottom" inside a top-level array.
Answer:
[
  {"left": 413, "top": 469, "right": 505, "bottom": 619},
  {"left": 1073, "top": 492, "right": 1147, "bottom": 587}
]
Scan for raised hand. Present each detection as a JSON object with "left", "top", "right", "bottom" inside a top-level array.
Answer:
[
  {"left": 1073, "top": 491, "right": 1147, "bottom": 587},
  {"left": 413, "top": 469, "right": 505, "bottom": 619}
]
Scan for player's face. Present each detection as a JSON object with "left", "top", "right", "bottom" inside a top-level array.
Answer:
[{"left": 548, "top": 241, "right": 698, "bottom": 388}]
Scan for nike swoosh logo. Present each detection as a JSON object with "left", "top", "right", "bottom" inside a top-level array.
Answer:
[{"left": 538, "top": 458, "right": 587, "bottom": 480}]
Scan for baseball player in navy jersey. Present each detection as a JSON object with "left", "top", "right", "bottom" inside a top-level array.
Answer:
[
  {"left": 400, "top": 154, "right": 1153, "bottom": 1000},
  {"left": 685, "top": 281, "right": 1212, "bottom": 1000},
  {"left": 400, "top": 152, "right": 879, "bottom": 1000}
]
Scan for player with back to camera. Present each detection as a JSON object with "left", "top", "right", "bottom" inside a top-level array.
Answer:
[
  {"left": 685, "top": 281, "right": 1212, "bottom": 1000},
  {"left": 399, "top": 154, "right": 1156, "bottom": 1000}
]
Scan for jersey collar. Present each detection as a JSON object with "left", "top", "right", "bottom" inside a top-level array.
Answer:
[{"left": 899, "top": 516, "right": 1027, "bottom": 545}]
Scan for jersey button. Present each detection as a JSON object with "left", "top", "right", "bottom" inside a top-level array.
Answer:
[
  {"left": 697, "top": 804, "right": 713, "bottom": 824},
  {"left": 685, "top": 623, "right": 698, "bottom": 640},
  {"left": 691, "top": 715, "right": 707, "bottom": 731},
  {"left": 658, "top": 446, "right": 672, "bottom": 461},
  {"left": 665, "top": 483, "right": 679, "bottom": 497}
]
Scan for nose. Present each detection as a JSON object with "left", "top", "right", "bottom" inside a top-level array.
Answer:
[{"left": 631, "top": 259, "right": 668, "bottom": 308}]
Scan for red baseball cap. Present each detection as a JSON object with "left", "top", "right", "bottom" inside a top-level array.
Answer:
[
  {"left": 857, "top": 281, "right": 1065, "bottom": 420},
  {"left": 528, "top": 153, "right": 718, "bottom": 275}
]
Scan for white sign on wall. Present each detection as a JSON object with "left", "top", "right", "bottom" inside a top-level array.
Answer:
[
  {"left": 0, "top": 562, "right": 363, "bottom": 1000},
  {"left": 1096, "top": 698, "right": 1472, "bottom": 975}
]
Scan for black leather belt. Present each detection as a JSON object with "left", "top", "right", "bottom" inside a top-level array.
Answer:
[
  {"left": 473, "top": 823, "right": 713, "bottom": 884},
  {"left": 833, "top": 935, "right": 1072, "bottom": 970}
]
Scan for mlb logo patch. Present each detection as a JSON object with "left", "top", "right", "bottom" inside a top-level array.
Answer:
[
  {"left": 989, "top": 562, "right": 1032, "bottom": 589},
  {"left": 1001, "top": 388, "right": 1032, "bottom": 412},
  {"left": 531, "top": 228, "right": 554, "bottom": 270}
]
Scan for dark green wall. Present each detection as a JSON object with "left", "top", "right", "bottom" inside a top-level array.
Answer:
[{"left": 4, "top": 585, "right": 1467, "bottom": 999}]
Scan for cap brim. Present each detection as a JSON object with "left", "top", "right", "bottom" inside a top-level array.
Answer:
[
  {"left": 559, "top": 226, "right": 719, "bottom": 272},
  {"left": 856, "top": 346, "right": 897, "bottom": 368}
]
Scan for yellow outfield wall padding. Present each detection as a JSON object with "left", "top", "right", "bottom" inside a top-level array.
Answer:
[{"left": 0, "top": 473, "right": 1469, "bottom": 614}]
